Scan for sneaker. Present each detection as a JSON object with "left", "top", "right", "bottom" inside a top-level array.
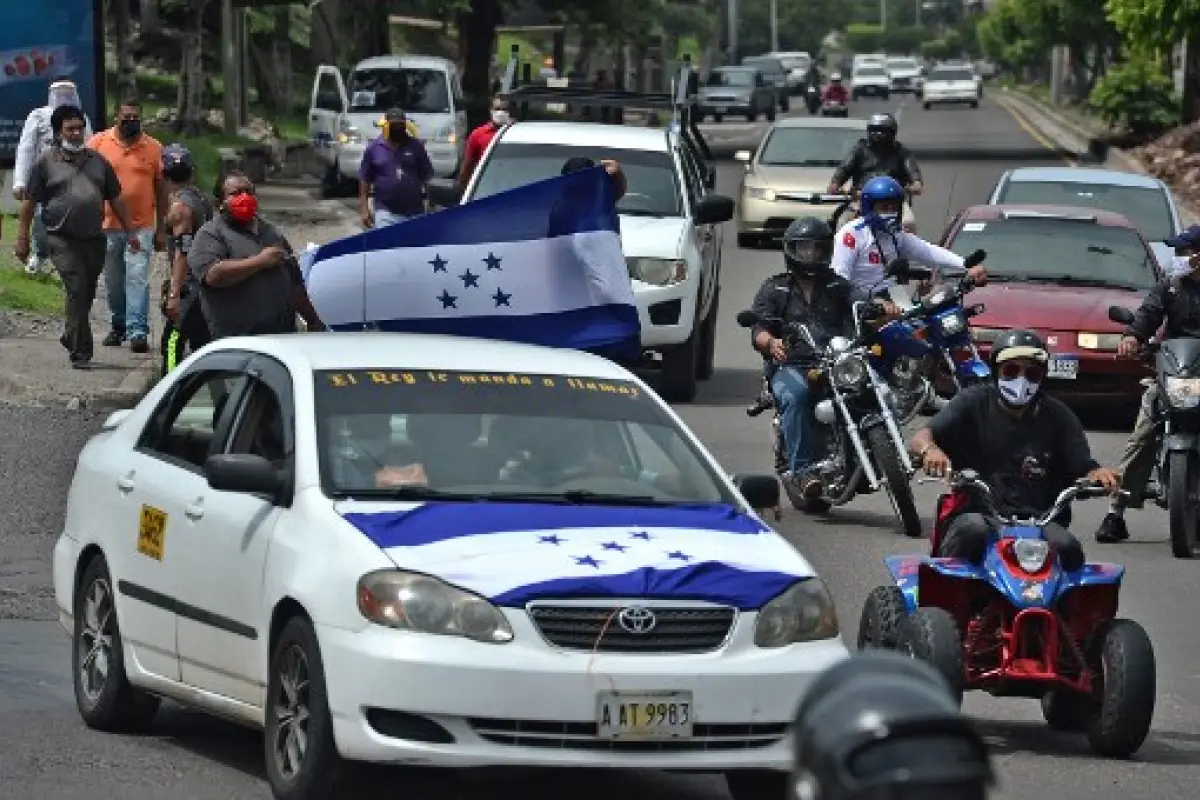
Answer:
[
  {"left": 102, "top": 330, "right": 125, "bottom": 347},
  {"left": 1095, "top": 513, "right": 1130, "bottom": 543},
  {"left": 129, "top": 337, "right": 149, "bottom": 354}
]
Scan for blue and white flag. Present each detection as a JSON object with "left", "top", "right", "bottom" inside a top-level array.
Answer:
[
  {"left": 305, "top": 167, "right": 640, "bottom": 357},
  {"left": 341, "top": 503, "right": 813, "bottom": 609}
]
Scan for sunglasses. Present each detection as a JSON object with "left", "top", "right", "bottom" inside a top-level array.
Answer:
[{"left": 999, "top": 362, "right": 1045, "bottom": 382}]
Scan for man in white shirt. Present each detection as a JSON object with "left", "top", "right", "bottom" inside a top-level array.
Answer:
[{"left": 12, "top": 78, "right": 94, "bottom": 273}]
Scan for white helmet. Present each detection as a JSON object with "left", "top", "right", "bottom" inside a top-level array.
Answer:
[{"left": 831, "top": 72, "right": 842, "bottom": 82}]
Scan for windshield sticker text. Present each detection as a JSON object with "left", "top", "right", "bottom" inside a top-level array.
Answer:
[{"left": 322, "top": 371, "right": 640, "bottom": 398}]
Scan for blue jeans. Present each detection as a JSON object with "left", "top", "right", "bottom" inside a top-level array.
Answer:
[
  {"left": 32, "top": 204, "right": 49, "bottom": 258},
  {"left": 771, "top": 365, "right": 815, "bottom": 475},
  {"left": 104, "top": 229, "right": 154, "bottom": 339},
  {"left": 375, "top": 208, "right": 414, "bottom": 226}
]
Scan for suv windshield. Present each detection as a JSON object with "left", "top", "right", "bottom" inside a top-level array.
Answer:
[
  {"left": 471, "top": 142, "right": 683, "bottom": 217},
  {"left": 887, "top": 60, "right": 918, "bottom": 71},
  {"left": 930, "top": 69, "right": 974, "bottom": 82},
  {"left": 759, "top": 127, "right": 861, "bottom": 167},
  {"left": 743, "top": 58, "right": 783, "bottom": 75},
  {"left": 996, "top": 181, "right": 1174, "bottom": 242},
  {"left": 314, "top": 369, "right": 732, "bottom": 505},
  {"left": 708, "top": 69, "right": 755, "bottom": 87},
  {"left": 347, "top": 67, "right": 450, "bottom": 114},
  {"left": 947, "top": 218, "right": 1158, "bottom": 289}
]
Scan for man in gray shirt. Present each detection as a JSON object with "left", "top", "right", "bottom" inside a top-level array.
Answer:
[
  {"left": 14, "top": 105, "right": 140, "bottom": 369},
  {"left": 187, "top": 171, "right": 326, "bottom": 338}
]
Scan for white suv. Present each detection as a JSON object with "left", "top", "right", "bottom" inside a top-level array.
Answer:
[{"left": 460, "top": 121, "right": 735, "bottom": 402}]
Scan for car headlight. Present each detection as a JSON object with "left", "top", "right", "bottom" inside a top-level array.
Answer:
[
  {"left": 1077, "top": 332, "right": 1122, "bottom": 351},
  {"left": 831, "top": 352, "right": 868, "bottom": 388},
  {"left": 429, "top": 126, "right": 456, "bottom": 144},
  {"left": 937, "top": 310, "right": 966, "bottom": 337},
  {"left": 337, "top": 123, "right": 362, "bottom": 145},
  {"left": 754, "top": 578, "right": 839, "bottom": 647},
  {"left": 1012, "top": 539, "right": 1050, "bottom": 573},
  {"left": 971, "top": 326, "right": 1004, "bottom": 343},
  {"left": 1165, "top": 376, "right": 1200, "bottom": 409},
  {"left": 745, "top": 186, "right": 776, "bottom": 202},
  {"left": 356, "top": 570, "right": 514, "bottom": 643},
  {"left": 626, "top": 257, "right": 687, "bottom": 286}
]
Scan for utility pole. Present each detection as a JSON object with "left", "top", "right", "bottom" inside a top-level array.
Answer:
[
  {"left": 915, "top": 0, "right": 921, "bottom": 27},
  {"left": 880, "top": 0, "right": 887, "bottom": 29},
  {"left": 769, "top": 0, "right": 778, "bottom": 52},
  {"left": 728, "top": 0, "right": 738, "bottom": 64}
]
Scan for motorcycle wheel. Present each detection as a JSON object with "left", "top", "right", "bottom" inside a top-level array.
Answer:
[
  {"left": 866, "top": 426, "right": 922, "bottom": 537},
  {"left": 1167, "top": 451, "right": 1199, "bottom": 558}
]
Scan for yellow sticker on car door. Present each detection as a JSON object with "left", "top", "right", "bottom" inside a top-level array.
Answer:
[{"left": 137, "top": 504, "right": 168, "bottom": 561}]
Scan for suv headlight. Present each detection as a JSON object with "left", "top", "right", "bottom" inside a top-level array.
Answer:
[
  {"left": 1165, "top": 376, "right": 1200, "bottom": 409},
  {"left": 627, "top": 257, "right": 687, "bottom": 286},
  {"left": 356, "top": 570, "right": 514, "bottom": 643},
  {"left": 755, "top": 578, "right": 839, "bottom": 647},
  {"left": 831, "top": 353, "right": 868, "bottom": 388}
]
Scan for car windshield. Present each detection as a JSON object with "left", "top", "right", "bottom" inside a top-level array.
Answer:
[
  {"left": 347, "top": 67, "right": 450, "bottom": 114},
  {"left": 856, "top": 67, "right": 885, "bottom": 77},
  {"left": 947, "top": 217, "right": 1158, "bottom": 289},
  {"left": 743, "top": 58, "right": 782, "bottom": 75},
  {"left": 471, "top": 142, "right": 682, "bottom": 217},
  {"left": 758, "top": 127, "right": 861, "bottom": 167},
  {"left": 779, "top": 57, "right": 808, "bottom": 70},
  {"left": 887, "top": 60, "right": 918, "bottom": 70},
  {"left": 996, "top": 180, "right": 1175, "bottom": 242},
  {"left": 313, "top": 369, "right": 733, "bottom": 506},
  {"left": 930, "top": 69, "right": 974, "bottom": 82},
  {"left": 708, "top": 69, "right": 755, "bottom": 87}
]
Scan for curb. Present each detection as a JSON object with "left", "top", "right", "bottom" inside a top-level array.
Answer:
[{"left": 0, "top": 359, "right": 158, "bottom": 412}]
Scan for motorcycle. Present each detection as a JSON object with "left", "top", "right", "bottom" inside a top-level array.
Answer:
[
  {"left": 737, "top": 293, "right": 922, "bottom": 536},
  {"left": 859, "top": 469, "right": 1156, "bottom": 758},
  {"left": 805, "top": 84, "right": 822, "bottom": 114},
  {"left": 820, "top": 98, "right": 849, "bottom": 117},
  {"left": 1107, "top": 305, "right": 1200, "bottom": 558}
]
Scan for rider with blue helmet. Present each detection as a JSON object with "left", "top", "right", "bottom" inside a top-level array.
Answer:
[{"left": 830, "top": 175, "right": 987, "bottom": 298}]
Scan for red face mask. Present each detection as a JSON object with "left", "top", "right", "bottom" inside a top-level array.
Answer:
[{"left": 225, "top": 191, "right": 258, "bottom": 224}]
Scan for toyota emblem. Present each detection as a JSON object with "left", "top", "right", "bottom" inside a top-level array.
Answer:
[{"left": 616, "top": 606, "right": 657, "bottom": 635}]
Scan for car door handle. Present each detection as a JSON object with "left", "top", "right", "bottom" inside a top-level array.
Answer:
[
  {"left": 184, "top": 503, "right": 204, "bottom": 521},
  {"left": 117, "top": 475, "right": 135, "bottom": 493}
]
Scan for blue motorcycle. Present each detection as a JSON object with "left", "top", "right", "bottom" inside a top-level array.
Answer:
[{"left": 858, "top": 469, "right": 1157, "bottom": 758}]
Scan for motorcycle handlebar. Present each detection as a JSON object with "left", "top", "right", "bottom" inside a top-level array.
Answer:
[{"left": 940, "top": 470, "right": 1123, "bottom": 526}]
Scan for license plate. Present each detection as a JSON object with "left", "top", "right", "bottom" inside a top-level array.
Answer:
[
  {"left": 596, "top": 691, "right": 694, "bottom": 739},
  {"left": 714, "top": 106, "right": 728, "bottom": 113},
  {"left": 1048, "top": 356, "right": 1079, "bottom": 379}
]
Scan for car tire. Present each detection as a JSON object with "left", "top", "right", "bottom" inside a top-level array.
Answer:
[
  {"left": 660, "top": 331, "right": 700, "bottom": 403},
  {"left": 72, "top": 555, "right": 161, "bottom": 733},
  {"left": 713, "top": 113, "right": 724, "bottom": 123},
  {"left": 696, "top": 286, "right": 719, "bottom": 381},
  {"left": 736, "top": 232, "right": 758, "bottom": 249},
  {"left": 1085, "top": 619, "right": 1156, "bottom": 758},
  {"left": 882, "top": 91, "right": 891, "bottom": 100},
  {"left": 780, "top": 97, "right": 790, "bottom": 112},
  {"left": 898, "top": 607, "right": 964, "bottom": 704},
  {"left": 858, "top": 585, "right": 909, "bottom": 650},
  {"left": 970, "top": 100, "right": 979, "bottom": 109},
  {"left": 725, "top": 771, "right": 788, "bottom": 800},
  {"left": 264, "top": 615, "right": 348, "bottom": 800}
]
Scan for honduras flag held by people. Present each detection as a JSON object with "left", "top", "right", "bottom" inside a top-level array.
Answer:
[{"left": 303, "top": 167, "right": 640, "bottom": 358}]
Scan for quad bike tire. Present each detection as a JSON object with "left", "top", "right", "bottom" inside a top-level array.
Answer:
[
  {"left": 865, "top": 426, "right": 922, "bottom": 537},
  {"left": 858, "top": 585, "right": 908, "bottom": 650},
  {"left": 1085, "top": 619, "right": 1156, "bottom": 758},
  {"left": 898, "top": 607, "right": 964, "bottom": 704}
]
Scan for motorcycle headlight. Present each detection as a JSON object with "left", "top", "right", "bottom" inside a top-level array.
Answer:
[
  {"left": 936, "top": 310, "right": 966, "bottom": 337},
  {"left": 1077, "top": 332, "right": 1122, "bottom": 351},
  {"left": 357, "top": 570, "right": 514, "bottom": 643},
  {"left": 754, "top": 578, "right": 839, "bottom": 647},
  {"left": 828, "top": 336, "right": 852, "bottom": 353},
  {"left": 831, "top": 352, "right": 868, "bottom": 387},
  {"left": 1012, "top": 539, "right": 1050, "bottom": 573},
  {"left": 1165, "top": 376, "right": 1200, "bottom": 409},
  {"left": 745, "top": 186, "right": 777, "bottom": 202},
  {"left": 626, "top": 257, "right": 687, "bottom": 286}
]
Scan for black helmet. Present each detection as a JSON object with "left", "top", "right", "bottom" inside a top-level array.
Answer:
[
  {"left": 867, "top": 113, "right": 898, "bottom": 147},
  {"left": 782, "top": 216, "right": 834, "bottom": 278},
  {"left": 162, "top": 143, "right": 195, "bottom": 182},
  {"left": 793, "top": 651, "right": 995, "bottom": 800},
  {"left": 990, "top": 329, "right": 1049, "bottom": 407}
]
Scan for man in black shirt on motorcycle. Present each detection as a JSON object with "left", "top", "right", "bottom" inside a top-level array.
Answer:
[
  {"left": 909, "top": 329, "right": 1119, "bottom": 571},
  {"left": 749, "top": 217, "right": 897, "bottom": 499},
  {"left": 1096, "top": 225, "right": 1200, "bottom": 543},
  {"left": 827, "top": 113, "right": 924, "bottom": 196}
]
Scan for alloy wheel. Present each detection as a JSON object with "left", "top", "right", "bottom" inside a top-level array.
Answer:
[
  {"left": 272, "top": 644, "right": 312, "bottom": 780},
  {"left": 78, "top": 577, "right": 115, "bottom": 704}
]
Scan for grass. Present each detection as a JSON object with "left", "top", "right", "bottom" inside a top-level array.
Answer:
[{"left": 0, "top": 215, "right": 63, "bottom": 315}]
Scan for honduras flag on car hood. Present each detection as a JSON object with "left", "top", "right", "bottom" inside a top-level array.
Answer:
[
  {"left": 303, "top": 167, "right": 640, "bottom": 359},
  {"left": 339, "top": 502, "right": 814, "bottom": 609}
]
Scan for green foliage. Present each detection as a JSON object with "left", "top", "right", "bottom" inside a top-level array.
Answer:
[
  {"left": 920, "top": 39, "right": 952, "bottom": 61},
  {"left": 1105, "top": 0, "right": 1200, "bottom": 55},
  {"left": 879, "top": 26, "right": 926, "bottom": 55},
  {"left": 844, "top": 23, "right": 883, "bottom": 53},
  {"left": 975, "top": 0, "right": 1047, "bottom": 71},
  {"left": 737, "top": 0, "right": 856, "bottom": 57},
  {"left": 1087, "top": 55, "right": 1179, "bottom": 133}
]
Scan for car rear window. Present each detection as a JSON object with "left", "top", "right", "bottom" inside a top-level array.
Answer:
[
  {"left": 929, "top": 69, "right": 974, "bottom": 82},
  {"left": 996, "top": 181, "right": 1175, "bottom": 242},
  {"left": 946, "top": 217, "right": 1158, "bottom": 289},
  {"left": 708, "top": 69, "right": 755, "bottom": 87}
]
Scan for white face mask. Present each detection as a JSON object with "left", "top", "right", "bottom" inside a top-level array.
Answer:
[
  {"left": 1170, "top": 254, "right": 1198, "bottom": 277},
  {"left": 997, "top": 375, "right": 1040, "bottom": 406},
  {"left": 59, "top": 138, "right": 84, "bottom": 153},
  {"left": 491, "top": 109, "right": 510, "bottom": 126}
]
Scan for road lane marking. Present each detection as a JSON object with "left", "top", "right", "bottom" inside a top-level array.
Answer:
[{"left": 993, "top": 93, "right": 1076, "bottom": 166}]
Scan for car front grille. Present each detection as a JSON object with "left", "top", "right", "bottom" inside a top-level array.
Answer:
[
  {"left": 527, "top": 604, "right": 736, "bottom": 653},
  {"left": 468, "top": 716, "right": 786, "bottom": 751}
]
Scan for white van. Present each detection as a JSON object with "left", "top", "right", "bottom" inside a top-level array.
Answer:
[{"left": 309, "top": 55, "right": 467, "bottom": 188}]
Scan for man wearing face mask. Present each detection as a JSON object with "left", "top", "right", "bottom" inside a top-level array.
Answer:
[
  {"left": 187, "top": 171, "right": 326, "bottom": 338},
  {"left": 358, "top": 107, "right": 434, "bottom": 228},
  {"left": 458, "top": 95, "right": 511, "bottom": 194},
  {"left": 908, "top": 330, "right": 1120, "bottom": 571},
  {"left": 12, "top": 78, "right": 93, "bottom": 274},
  {"left": 1095, "top": 225, "right": 1200, "bottom": 543},
  {"left": 88, "top": 97, "right": 167, "bottom": 354}
]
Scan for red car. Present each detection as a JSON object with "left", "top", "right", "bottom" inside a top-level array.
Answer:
[{"left": 938, "top": 204, "right": 1162, "bottom": 410}]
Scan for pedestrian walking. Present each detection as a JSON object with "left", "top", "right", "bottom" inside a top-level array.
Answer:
[
  {"left": 458, "top": 95, "right": 511, "bottom": 194},
  {"left": 188, "top": 171, "right": 326, "bottom": 338},
  {"left": 88, "top": 97, "right": 167, "bottom": 354},
  {"left": 159, "top": 143, "right": 215, "bottom": 375},
  {"left": 358, "top": 107, "right": 433, "bottom": 228},
  {"left": 13, "top": 105, "right": 141, "bottom": 370},
  {"left": 12, "top": 78, "right": 93, "bottom": 274}
]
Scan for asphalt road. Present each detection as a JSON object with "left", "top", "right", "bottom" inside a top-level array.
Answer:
[{"left": 1, "top": 94, "right": 1196, "bottom": 799}]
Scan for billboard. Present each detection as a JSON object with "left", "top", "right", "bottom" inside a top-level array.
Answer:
[{"left": 0, "top": 0, "right": 104, "bottom": 168}]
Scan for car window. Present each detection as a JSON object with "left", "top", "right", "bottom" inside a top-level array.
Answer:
[
  {"left": 347, "top": 67, "right": 450, "bottom": 114},
  {"left": 140, "top": 370, "right": 243, "bottom": 470},
  {"left": 707, "top": 69, "right": 755, "bottom": 87},
  {"left": 312, "top": 369, "right": 735, "bottom": 505},
  {"left": 929, "top": 69, "right": 974, "bottom": 82},
  {"left": 995, "top": 181, "right": 1175, "bottom": 242},
  {"left": 758, "top": 127, "right": 861, "bottom": 167},
  {"left": 946, "top": 218, "right": 1158, "bottom": 289},
  {"left": 227, "top": 382, "right": 289, "bottom": 468},
  {"left": 471, "top": 142, "right": 683, "bottom": 217},
  {"left": 887, "top": 59, "right": 919, "bottom": 70}
]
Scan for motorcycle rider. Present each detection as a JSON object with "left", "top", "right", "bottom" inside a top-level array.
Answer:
[
  {"left": 822, "top": 73, "right": 850, "bottom": 105},
  {"left": 830, "top": 176, "right": 985, "bottom": 297},
  {"left": 749, "top": 217, "right": 898, "bottom": 499},
  {"left": 1096, "top": 224, "right": 1200, "bottom": 543},
  {"left": 804, "top": 61, "right": 822, "bottom": 92},
  {"left": 909, "top": 329, "right": 1120, "bottom": 572},
  {"left": 827, "top": 113, "right": 923, "bottom": 196}
]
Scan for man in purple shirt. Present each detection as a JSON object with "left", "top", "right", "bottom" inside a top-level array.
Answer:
[{"left": 358, "top": 107, "right": 434, "bottom": 227}]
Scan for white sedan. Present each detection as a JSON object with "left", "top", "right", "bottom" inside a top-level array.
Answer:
[{"left": 53, "top": 332, "right": 848, "bottom": 799}]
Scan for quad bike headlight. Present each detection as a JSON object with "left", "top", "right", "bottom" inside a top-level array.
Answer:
[{"left": 1012, "top": 539, "right": 1051, "bottom": 573}]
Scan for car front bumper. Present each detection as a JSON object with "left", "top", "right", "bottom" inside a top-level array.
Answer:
[
  {"left": 319, "top": 613, "right": 848, "bottom": 770},
  {"left": 699, "top": 100, "right": 755, "bottom": 117},
  {"left": 923, "top": 91, "right": 979, "bottom": 105},
  {"left": 853, "top": 84, "right": 889, "bottom": 96}
]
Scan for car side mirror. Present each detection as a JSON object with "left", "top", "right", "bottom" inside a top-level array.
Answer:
[
  {"left": 206, "top": 454, "right": 283, "bottom": 499},
  {"left": 734, "top": 150, "right": 751, "bottom": 163},
  {"left": 733, "top": 473, "right": 781, "bottom": 511},
  {"left": 1108, "top": 305, "right": 1135, "bottom": 325},
  {"left": 695, "top": 193, "right": 734, "bottom": 225}
]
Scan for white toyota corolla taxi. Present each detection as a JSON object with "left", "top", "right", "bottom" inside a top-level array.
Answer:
[{"left": 53, "top": 333, "right": 848, "bottom": 800}]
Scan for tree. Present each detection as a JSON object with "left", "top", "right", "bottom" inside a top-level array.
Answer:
[
  {"left": 737, "top": 0, "right": 855, "bottom": 57},
  {"left": 1105, "top": 0, "right": 1200, "bottom": 121},
  {"left": 844, "top": 23, "right": 884, "bottom": 54},
  {"left": 111, "top": 0, "right": 137, "bottom": 100}
]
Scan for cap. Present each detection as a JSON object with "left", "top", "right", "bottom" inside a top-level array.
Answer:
[
  {"left": 383, "top": 107, "right": 407, "bottom": 124},
  {"left": 1164, "top": 224, "right": 1200, "bottom": 248}
]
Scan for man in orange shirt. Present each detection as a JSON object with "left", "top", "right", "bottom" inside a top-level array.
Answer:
[
  {"left": 457, "top": 94, "right": 511, "bottom": 194},
  {"left": 88, "top": 97, "right": 167, "bottom": 353}
]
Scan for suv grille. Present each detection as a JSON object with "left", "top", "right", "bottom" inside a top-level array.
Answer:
[{"left": 528, "top": 604, "right": 736, "bottom": 653}]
